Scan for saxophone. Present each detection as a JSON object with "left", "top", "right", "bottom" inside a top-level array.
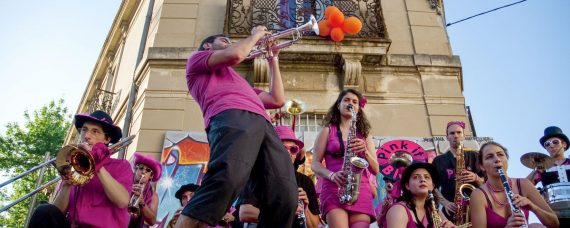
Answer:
[
  {"left": 428, "top": 190, "right": 443, "bottom": 228},
  {"left": 498, "top": 168, "right": 528, "bottom": 228},
  {"left": 453, "top": 142, "right": 475, "bottom": 226},
  {"left": 339, "top": 104, "right": 369, "bottom": 205}
]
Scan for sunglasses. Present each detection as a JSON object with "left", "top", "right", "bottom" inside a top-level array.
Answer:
[
  {"left": 284, "top": 145, "right": 300, "bottom": 155},
  {"left": 136, "top": 165, "right": 153, "bottom": 173},
  {"left": 544, "top": 139, "right": 562, "bottom": 148}
]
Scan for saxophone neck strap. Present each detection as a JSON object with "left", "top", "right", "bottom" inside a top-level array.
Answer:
[{"left": 336, "top": 123, "right": 346, "bottom": 155}]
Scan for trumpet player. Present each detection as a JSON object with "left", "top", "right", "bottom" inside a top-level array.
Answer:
[
  {"left": 177, "top": 27, "right": 298, "bottom": 227},
  {"left": 384, "top": 162, "right": 455, "bottom": 228},
  {"left": 29, "top": 110, "right": 133, "bottom": 228},
  {"left": 128, "top": 153, "right": 161, "bottom": 227},
  {"left": 311, "top": 89, "right": 379, "bottom": 228},
  {"left": 431, "top": 121, "right": 484, "bottom": 220},
  {"left": 470, "top": 141, "right": 558, "bottom": 228},
  {"left": 237, "top": 125, "right": 321, "bottom": 228}
]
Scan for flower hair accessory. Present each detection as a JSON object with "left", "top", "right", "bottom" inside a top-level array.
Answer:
[
  {"left": 359, "top": 96, "right": 367, "bottom": 108},
  {"left": 446, "top": 121, "right": 466, "bottom": 130}
]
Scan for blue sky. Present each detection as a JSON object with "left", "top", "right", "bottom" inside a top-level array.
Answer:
[{"left": 0, "top": 0, "right": 568, "bottom": 223}]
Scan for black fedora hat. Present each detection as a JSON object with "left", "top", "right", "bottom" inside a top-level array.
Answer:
[
  {"left": 400, "top": 162, "right": 440, "bottom": 190},
  {"left": 74, "top": 110, "right": 122, "bottom": 144},
  {"left": 175, "top": 183, "right": 200, "bottom": 200},
  {"left": 540, "top": 126, "right": 569, "bottom": 151}
]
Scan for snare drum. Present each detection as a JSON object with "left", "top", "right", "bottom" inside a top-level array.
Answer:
[{"left": 542, "top": 182, "right": 570, "bottom": 210}]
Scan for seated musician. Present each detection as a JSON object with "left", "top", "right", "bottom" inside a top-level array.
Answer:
[
  {"left": 29, "top": 110, "right": 133, "bottom": 227},
  {"left": 470, "top": 141, "right": 558, "bottom": 228},
  {"left": 128, "top": 153, "right": 161, "bottom": 227},
  {"left": 168, "top": 183, "right": 200, "bottom": 228},
  {"left": 527, "top": 126, "right": 570, "bottom": 226},
  {"left": 238, "top": 125, "right": 321, "bottom": 228},
  {"left": 384, "top": 162, "right": 455, "bottom": 228}
]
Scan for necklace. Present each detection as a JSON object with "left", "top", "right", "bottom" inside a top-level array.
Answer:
[
  {"left": 486, "top": 181, "right": 509, "bottom": 207},
  {"left": 486, "top": 180, "right": 506, "bottom": 192}
]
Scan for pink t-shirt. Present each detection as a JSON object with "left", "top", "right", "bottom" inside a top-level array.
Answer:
[
  {"left": 186, "top": 51, "right": 271, "bottom": 128},
  {"left": 68, "top": 159, "right": 133, "bottom": 227}
]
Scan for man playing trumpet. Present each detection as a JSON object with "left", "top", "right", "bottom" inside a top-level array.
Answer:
[
  {"left": 176, "top": 27, "right": 298, "bottom": 227},
  {"left": 29, "top": 110, "right": 133, "bottom": 227},
  {"left": 128, "top": 153, "right": 161, "bottom": 227}
]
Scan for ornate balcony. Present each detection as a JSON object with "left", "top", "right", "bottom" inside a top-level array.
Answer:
[
  {"left": 224, "top": 0, "right": 387, "bottom": 40},
  {"left": 87, "top": 89, "right": 116, "bottom": 114}
]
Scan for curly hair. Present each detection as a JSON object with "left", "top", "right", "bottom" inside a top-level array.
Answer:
[{"left": 321, "top": 89, "right": 372, "bottom": 137}]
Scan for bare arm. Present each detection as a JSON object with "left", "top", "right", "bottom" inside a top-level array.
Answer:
[
  {"left": 52, "top": 183, "right": 71, "bottom": 213},
  {"left": 207, "top": 26, "right": 269, "bottom": 69},
  {"left": 364, "top": 135, "right": 379, "bottom": 174},
  {"left": 141, "top": 191, "right": 159, "bottom": 225},
  {"left": 517, "top": 179, "right": 559, "bottom": 228},
  {"left": 305, "top": 208, "right": 320, "bottom": 228},
  {"left": 258, "top": 56, "right": 285, "bottom": 108},
  {"left": 239, "top": 204, "right": 260, "bottom": 223},
  {"left": 469, "top": 189, "right": 487, "bottom": 228},
  {"left": 311, "top": 127, "right": 332, "bottom": 179},
  {"left": 98, "top": 167, "right": 130, "bottom": 208},
  {"left": 386, "top": 204, "right": 409, "bottom": 228}
]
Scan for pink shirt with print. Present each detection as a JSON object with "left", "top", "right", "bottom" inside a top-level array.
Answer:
[{"left": 186, "top": 50, "right": 271, "bottom": 128}]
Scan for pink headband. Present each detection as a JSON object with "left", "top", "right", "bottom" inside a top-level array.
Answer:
[{"left": 447, "top": 121, "right": 466, "bottom": 130}]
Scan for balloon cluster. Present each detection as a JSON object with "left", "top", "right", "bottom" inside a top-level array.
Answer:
[{"left": 317, "top": 6, "right": 363, "bottom": 42}]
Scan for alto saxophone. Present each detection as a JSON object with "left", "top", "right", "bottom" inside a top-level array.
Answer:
[
  {"left": 428, "top": 190, "right": 443, "bottom": 228},
  {"left": 453, "top": 142, "right": 475, "bottom": 226},
  {"left": 338, "top": 104, "right": 369, "bottom": 205},
  {"left": 498, "top": 168, "right": 528, "bottom": 228}
]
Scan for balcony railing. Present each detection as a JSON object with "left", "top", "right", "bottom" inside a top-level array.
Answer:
[
  {"left": 225, "top": 0, "right": 386, "bottom": 39},
  {"left": 87, "top": 89, "right": 116, "bottom": 114}
]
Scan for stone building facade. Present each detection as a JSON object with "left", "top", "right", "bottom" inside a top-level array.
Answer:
[{"left": 66, "top": 0, "right": 473, "bottom": 160}]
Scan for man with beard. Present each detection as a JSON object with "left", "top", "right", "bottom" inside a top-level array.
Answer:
[
  {"left": 432, "top": 121, "right": 484, "bottom": 221},
  {"left": 175, "top": 28, "right": 298, "bottom": 228}
]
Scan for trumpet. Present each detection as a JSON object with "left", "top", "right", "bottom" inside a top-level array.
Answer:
[
  {"left": 129, "top": 174, "right": 147, "bottom": 218},
  {"left": 246, "top": 15, "right": 319, "bottom": 59}
]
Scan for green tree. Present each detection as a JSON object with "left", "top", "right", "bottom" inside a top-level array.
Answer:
[{"left": 0, "top": 99, "right": 70, "bottom": 227}]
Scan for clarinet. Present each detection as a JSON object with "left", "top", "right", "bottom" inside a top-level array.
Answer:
[
  {"left": 297, "top": 200, "right": 307, "bottom": 228},
  {"left": 497, "top": 168, "right": 528, "bottom": 228}
]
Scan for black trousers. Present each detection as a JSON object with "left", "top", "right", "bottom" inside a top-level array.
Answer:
[
  {"left": 182, "top": 110, "right": 298, "bottom": 227},
  {"left": 28, "top": 203, "right": 71, "bottom": 228}
]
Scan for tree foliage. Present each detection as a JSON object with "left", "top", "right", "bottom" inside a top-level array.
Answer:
[{"left": 0, "top": 99, "right": 71, "bottom": 227}]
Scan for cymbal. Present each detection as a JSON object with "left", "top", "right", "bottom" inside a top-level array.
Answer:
[{"left": 520, "top": 152, "right": 555, "bottom": 170}]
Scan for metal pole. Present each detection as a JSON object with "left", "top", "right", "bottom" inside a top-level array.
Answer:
[
  {"left": 0, "top": 158, "right": 56, "bottom": 189},
  {"left": 24, "top": 152, "right": 50, "bottom": 227},
  {"left": 0, "top": 177, "right": 61, "bottom": 213}
]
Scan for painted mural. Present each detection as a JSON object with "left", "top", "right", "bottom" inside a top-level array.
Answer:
[{"left": 155, "top": 131, "right": 210, "bottom": 228}]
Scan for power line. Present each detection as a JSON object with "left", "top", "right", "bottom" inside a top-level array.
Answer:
[{"left": 446, "top": 0, "right": 528, "bottom": 27}]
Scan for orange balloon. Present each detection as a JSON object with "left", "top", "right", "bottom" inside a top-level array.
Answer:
[
  {"left": 330, "top": 27, "right": 344, "bottom": 42},
  {"left": 328, "top": 9, "right": 345, "bottom": 27},
  {"left": 342, "top": 16, "right": 362, "bottom": 35},
  {"left": 318, "top": 20, "right": 331, "bottom": 37},
  {"left": 325, "top": 6, "right": 341, "bottom": 19}
]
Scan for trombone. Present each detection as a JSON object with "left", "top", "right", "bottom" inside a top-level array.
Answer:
[
  {"left": 246, "top": 15, "right": 319, "bottom": 59},
  {"left": 0, "top": 135, "right": 135, "bottom": 213}
]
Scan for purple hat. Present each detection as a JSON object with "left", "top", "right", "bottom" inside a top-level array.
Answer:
[
  {"left": 74, "top": 110, "right": 122, "bottom": 143},
  {"left": 134, "top": 153, "right": 162, "bottom": 182},
  {"left": 274, "top": 125, "right": 304, "bottom": 149}
]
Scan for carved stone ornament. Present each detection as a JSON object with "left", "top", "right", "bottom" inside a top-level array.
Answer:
[
  {"left": 253, "top": 57, "right": 269, "bottom": 84},
  {"left": 341, "top": 54, "right": 363, "bottom": 87}
]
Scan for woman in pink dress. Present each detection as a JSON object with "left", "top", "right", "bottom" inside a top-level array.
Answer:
[
  {"left": 470, "top": 141, "right": 558, "bottom": 228},
  {"left": 311, "top": 89, "right": 379, "bottom": 228}
]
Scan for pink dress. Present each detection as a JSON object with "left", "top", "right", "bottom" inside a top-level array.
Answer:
[{"left": 319, "top": 125, "right": 375, "bottom": 219}]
